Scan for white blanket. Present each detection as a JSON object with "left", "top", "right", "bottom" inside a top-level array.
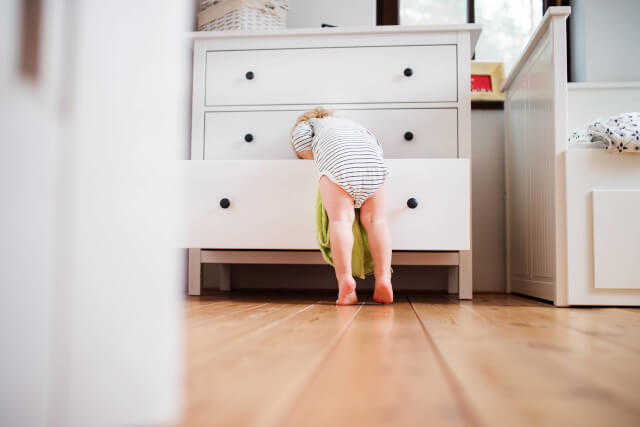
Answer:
[{"left": 569, "top": 112, "right": 640, "bottom": 153}]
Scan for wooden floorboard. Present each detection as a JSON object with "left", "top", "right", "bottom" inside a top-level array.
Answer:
[
  {"left": 410, "top": 294, "right": 640, "bottom": 427},
  {"left": 187, "top": 301, "right": 313, "bottom": 368},
  {"left": 183, "top": 297, "right": 361, "bottom": 427},
  {"left": 280, "top": 300, "right": 474, "bottom": 427},
  {"left": 181, "top": 293, "right": 640, "bottom": 427},
  {"left": 185, "top": 301, "right": 269, "bottom": 328},
  {"left": 475, "top": 294, "right": 640, "bottom": 353},
  {"left": 617, "top": 308, "right": 640, "bottom": 316}
]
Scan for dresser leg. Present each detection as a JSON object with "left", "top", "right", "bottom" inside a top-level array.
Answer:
[
  {"left": 448, "top": 266, "right": 459, "bottom": 294},
  {"left": 219, "top": 264, "right": 231, "bottom": 292},
  {"left": 458, "top": 250, "right": 472, "bottom": 299},
  {"left": 188, "top": 248, "right": 202, "bottom": 296}
]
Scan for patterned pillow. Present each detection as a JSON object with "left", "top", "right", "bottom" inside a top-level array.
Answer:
[{"left": 569, "top": 112, "right": 640, "bottom": 153}]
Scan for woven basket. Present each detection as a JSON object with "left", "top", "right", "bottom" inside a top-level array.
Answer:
[
  {"left": 199, "top": 0, "right": 222, "bottom": 11},
  {"left": 198, "top": 0, "right": 288, "bottom": 31},
  {"left": 199, "top": 0, "right": 288, "bottom": 11}
]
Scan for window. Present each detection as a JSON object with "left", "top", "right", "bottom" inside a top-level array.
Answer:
[
  {"left": 396, "top": 0, "right": 543, "bottom": 74},
  {"left": 400, "top": 0, "right": 467, "bottom": 25},
  {"left": 473, "top": 0, "right": 542, "bottom": 73}
]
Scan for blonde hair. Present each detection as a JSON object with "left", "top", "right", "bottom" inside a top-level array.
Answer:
[
  {"left": 291, "top": 107, "right": 334, "bottom": 132},
  {"left": 290, "top": 107, "right": 334, "bottom": 158}
]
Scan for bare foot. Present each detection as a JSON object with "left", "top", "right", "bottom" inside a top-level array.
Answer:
[
  {"left": 373, "top": 279, "right": 393, "bottom": 304},
  {"left": 336, "top": 276, "right": 358, "bottom": 305}
]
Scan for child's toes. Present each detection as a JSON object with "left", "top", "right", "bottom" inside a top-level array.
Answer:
[{"left": 336, "top": 276, "right": 357, "bottom": 305}]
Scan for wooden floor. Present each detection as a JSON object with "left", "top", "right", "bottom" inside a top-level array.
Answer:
[{"left": 181, "top": 293, "right": 640, "bottom": 427}]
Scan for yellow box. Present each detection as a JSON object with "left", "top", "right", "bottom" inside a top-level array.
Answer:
[{"left": 471, "top": 61, "right": 505, "bottom": 102}]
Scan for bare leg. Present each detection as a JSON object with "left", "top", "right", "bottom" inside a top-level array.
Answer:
[
  {"left": 359, "top": 183, "right": 393, "bottom": 303},
  {"left": 319, "top": 176, "right": 357, "bottom": 305}
]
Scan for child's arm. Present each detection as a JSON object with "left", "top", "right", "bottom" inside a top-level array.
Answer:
[{"left": 291, "top": 121, "right": 314, "bottom": 159}]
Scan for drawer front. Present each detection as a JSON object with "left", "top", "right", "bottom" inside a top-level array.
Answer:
[
  {"left": 593, "top": 190, "right": 640, "bottom": 290},
  {"left": 386, "top": 159, "right": 470, "bottom": 250},
  {"left": 204, "top": 45, "right": 457, "bottom": 106},
  {"left": 181, "top": 159, "right": 470, "bottom": 250},
  {"left": 202, "top": 109, "right": 458, "bottom": 160},
  {"left": 182, "top": 160, "right": 318, "bottom": 250}
]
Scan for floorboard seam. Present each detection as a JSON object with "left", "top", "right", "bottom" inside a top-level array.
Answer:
[
  {"left": 457, "top": 299, "right": 640, "bottom": 418},
  {"left": 465, "top": 300, "right": 640, "bottom": 355},
  {"left": 187, "top": 302, "right": 270, "bottom": 327},
  {"left": 408, "top": 297, "right": 482, "bottom": 427},
  {"left": 499, "top": 305, "right": 640, "bottom": 358},
  {"left": 185, "top": 297, "right": 259, "bottom": 312},
  {"left": 186, "top": 300, "right": 241, "bottom": 314},
  {"left": 186, "top": 303, "right": 301, "bottom": 362},
  {"left": 258, "top": 304, "right": 365, "bottom": 427},
  {"left": 195, "top": 303, "right": 316, "bottom": 360}
]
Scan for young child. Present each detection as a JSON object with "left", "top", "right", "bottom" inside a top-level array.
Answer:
[{"left": 290, "top": 107, "right": 393, "bottom": 305}]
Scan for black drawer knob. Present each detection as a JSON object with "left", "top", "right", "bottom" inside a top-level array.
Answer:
[
  {"left": 244, "top": 133, "right": 254, "bottom": 142},
  {"left": 404, "top": 131, "right": 414, "bottom": 141},
  {"left": 245, "top": 71, "right": 254, "bottom": 80},
  {"left": 403, "top": 67, "right": 413, "bottom": 77},
  {"left": 219, "top": 198, "right": 230, "bottom": 209},
  {"left": 407, "top": 198, "right": 418, "bottom": 209}
]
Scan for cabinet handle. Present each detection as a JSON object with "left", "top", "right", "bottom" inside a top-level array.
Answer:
[
  {"left": 403, "top": 67, "right": 413, "bottom": 77},
  {"left": 220, "top": 198, "right": 230, "bottom": 209},
  {"left": 404, "top": 131, "right": 414, "bottom": 141},
  {"left": 245, "top": 71, "right": 255, "bottom": 80},
  {"left": 407, "top": 198, "right": 418, "bottom": 209},
  {"left": 244, "top": 133, "right": 254, "bottom": 143}
]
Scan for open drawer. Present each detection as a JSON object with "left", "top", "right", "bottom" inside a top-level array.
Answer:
[
  {"left": 202, "top": 108, "right": 458, "bottom": 160},
  {"left": 180, "top": 159, "right": 470, "bottom": 250}
]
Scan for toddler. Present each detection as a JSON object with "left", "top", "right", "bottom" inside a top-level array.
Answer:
[{"left": 290, "top": 107, "right": 393, "bottom": 305}]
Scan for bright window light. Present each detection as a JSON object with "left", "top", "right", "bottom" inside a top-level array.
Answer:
[
  {"left": 400, "top": 0, "right": 543, "bottom": 74},
  {"left": 400, "top": 0, "right": 467, "bottom": 25},
  {"left": 474, "top": 0, "right": 543, "bottom": 73}
]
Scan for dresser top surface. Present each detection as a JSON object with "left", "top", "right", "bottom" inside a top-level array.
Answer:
[{"left": 188, "top": 24, "right": 482, "bottom": 54}]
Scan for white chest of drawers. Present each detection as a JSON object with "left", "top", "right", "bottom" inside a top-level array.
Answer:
[{"left": 184, "top": 25, "right": 481, "bottom": 298}]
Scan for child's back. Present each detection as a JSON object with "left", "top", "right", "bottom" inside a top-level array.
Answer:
[{"left": 292, "top": 115, "right": 390, "bottom": 209}]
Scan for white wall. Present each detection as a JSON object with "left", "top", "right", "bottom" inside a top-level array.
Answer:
[
  {"left": 287, "top": 0, "right": 376, "bottom": 28},
  {"left": 0, "top": 0, "right": 18, "bottom": 87},
  {"left": 0, "top": 1, "right": 190, "bottom": 426},
  {"left": 0, "top": 91, "right": 55, "bottom": 427},
  {"left": 58, "top": 3, "right": 188, "bottom": 425},
  {"left": 471, "top": 110, "right": 506, "bottom": 293},
  {"left": 570, "top": 0, "right": 640, "bottom": 82}
]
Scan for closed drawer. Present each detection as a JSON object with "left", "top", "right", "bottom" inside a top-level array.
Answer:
[
  {"left": 592, "top": 190, "right": 640, "bottom": 290},
  {"left": 204, "top": 45, "right": 457, "bottom": 106},
  {"left": 202, "top": 109, "right": 458, "bottom": 160},
  {"left": 181, "top": 159, "right": 470, "bottom": 250}
]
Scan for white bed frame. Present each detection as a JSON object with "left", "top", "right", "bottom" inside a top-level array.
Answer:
[{"left": 503, "top": 6, "right": 640, "bottom": 306}]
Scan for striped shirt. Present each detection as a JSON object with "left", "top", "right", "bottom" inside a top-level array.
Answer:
[{"left": 292, "top": 116, "right": 390, "bottom": 208}]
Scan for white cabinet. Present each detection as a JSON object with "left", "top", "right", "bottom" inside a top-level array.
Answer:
[{"left": 187, "top": 25, "right": 481, "bottom": 298}]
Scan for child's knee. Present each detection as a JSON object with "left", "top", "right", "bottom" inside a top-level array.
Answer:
[
  {"left": 329, "top": 209, "right": 355, "bottom": 226},
  {"left": 359, "top": 211, "right": 384, "bottom": 229}
]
